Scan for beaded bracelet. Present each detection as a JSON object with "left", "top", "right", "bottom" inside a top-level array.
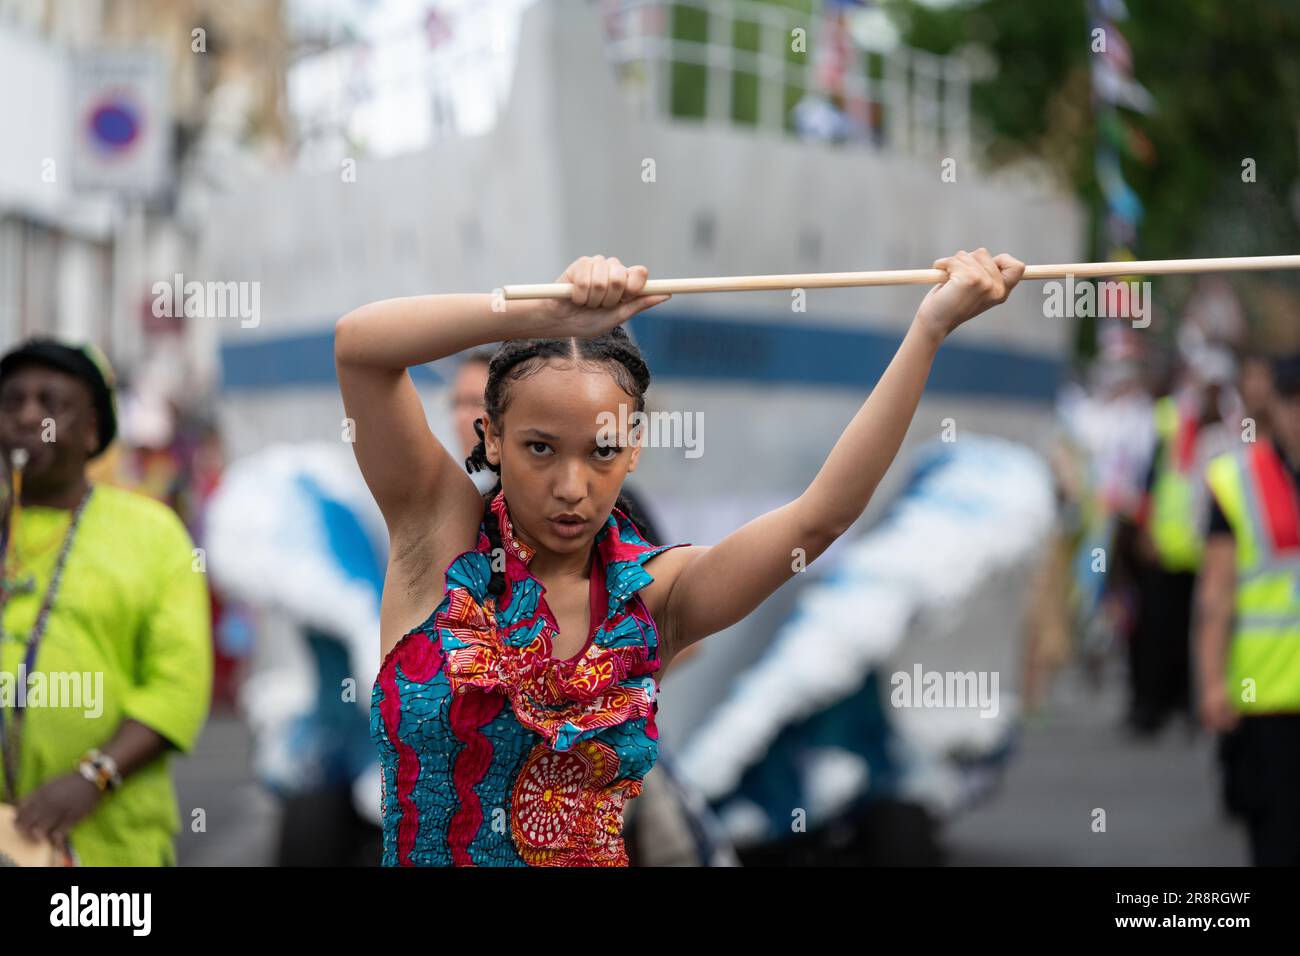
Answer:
[{"left": 77, "top": 749, "right": 122, "bottom": 793}]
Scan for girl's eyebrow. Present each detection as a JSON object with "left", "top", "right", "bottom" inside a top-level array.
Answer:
[{"left": 519, "top": 427, "right": 622, "bottom": 448}]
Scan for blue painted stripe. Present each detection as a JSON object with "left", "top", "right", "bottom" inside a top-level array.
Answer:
[
  {"left": 626, "top": 313, "right": 1061, "bottom": 399},
  {"left": 219, "top": 329, "right": 442, "bottom": 389},
  {"left": 220, "top": 312, "right": 1061, "bottom": 399}
]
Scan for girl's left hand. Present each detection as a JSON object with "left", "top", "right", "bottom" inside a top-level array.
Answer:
[
  {"left": 536, "top": 255, "right": 672, "bottom": 340},
  {"left": 915, "top": 248, "right": 1025, "bottom": 344}
]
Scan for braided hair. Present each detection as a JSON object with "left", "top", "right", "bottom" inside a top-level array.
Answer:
[{"left": 463, "top": 326, "right": 658, "bottom": 598}]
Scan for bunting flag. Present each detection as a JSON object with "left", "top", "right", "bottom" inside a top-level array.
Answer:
[
  {"left": 1098, "top": 17, "right": 1133, "bottom": 72},
  {"left": 1098, "top": 110, "right": 1155, "bottom": 165},
  {"left": 1097, "top": 0, "right": 1130, "bottom": 19},
  {"left": 1088, "top": 0, "right": 1156, "bottom": 276},
  {"left": 1092, "top": 59, "right": 1155, "bottom": 114},
  {"left": 1096, "top": 150, "right": 1144, "bottom": 228},
  {"left": 1090, "top": 0, "right": 1150, "bottom": 366}
]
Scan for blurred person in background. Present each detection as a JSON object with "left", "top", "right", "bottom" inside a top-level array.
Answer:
[
  {"left": 0, "top": 338, "right": 212, "bottom": 865},
  {"left": 1059, "top": 332, "right": 1156, "bottom": 686},
  {"left": 1238, "top": 349, "right": 1278, "bottom": 445},
  {"left": 1198, "top": 353, "right": 1300, "bottom": 865},
  {"left": 1124, "top": 328, "right": 1243, "bottom": 737},
  {"left": 1023, "top": 430, "right": 1085, "bottom": 713},
  {"left": 451, "top": 349, "right": 500, "bottom": 496}
]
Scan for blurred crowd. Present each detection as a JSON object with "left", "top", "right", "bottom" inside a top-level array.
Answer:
[{"left": 1028, "top": 277, "right": 1300, "bottom": 865}]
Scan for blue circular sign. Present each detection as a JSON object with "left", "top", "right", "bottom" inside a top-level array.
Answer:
[{"left": 87, "top": 98, "right": 141, "bottom": 153}]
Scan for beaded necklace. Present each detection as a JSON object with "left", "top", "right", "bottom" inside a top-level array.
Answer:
[{"left": 0, "top": 476, "right": 94, "bottom": 804}]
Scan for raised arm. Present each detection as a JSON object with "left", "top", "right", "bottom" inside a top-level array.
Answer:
[
  {"left": 655, "top": 249, "right": 1026, "bottom": 657},
  {"left": 334, "top": 293, "right": 523, "bottom": 537},
  {"left": 334, "top": 257, "right": 672, "bottom": 542}
]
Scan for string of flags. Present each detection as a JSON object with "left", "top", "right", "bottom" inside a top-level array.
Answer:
[
  {"left": 1088, "top": 0, "right": 1156, "bottom": 350},
  {"left": 1088, "top": 0, "right": 1156, "bottom": 259}
]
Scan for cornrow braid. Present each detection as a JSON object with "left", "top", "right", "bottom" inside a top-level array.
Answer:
[{"left": 463, "top": 325, "right": 655, "bottom": 597}]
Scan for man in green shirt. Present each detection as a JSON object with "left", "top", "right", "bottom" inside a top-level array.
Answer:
[{"left": 0, "top": 338, "right": 211, "bottom": 865}]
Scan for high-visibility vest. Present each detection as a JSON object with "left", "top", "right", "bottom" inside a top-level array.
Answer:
[
  {"left": 1147, "top": 395, "right": 1206, "bottom": 572},
  {"left": 1204, "top": 439, "right": 1300, "bottom": 714}
]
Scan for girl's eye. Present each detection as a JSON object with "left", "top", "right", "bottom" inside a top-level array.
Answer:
[
  {"left": 593, "top": 445, "right": 620, "bottom": 461},
  {"left": 527, "top": 442, "right": 551, "bottom": 455}
]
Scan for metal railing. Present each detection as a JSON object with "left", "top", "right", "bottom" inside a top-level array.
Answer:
[{"left": 600, "top": 0, "right": 971, "bottom": 157}]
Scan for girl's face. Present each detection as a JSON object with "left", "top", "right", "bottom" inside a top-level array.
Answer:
[{"left": 484, "top": 362, "right": 643, "bottom": 560}]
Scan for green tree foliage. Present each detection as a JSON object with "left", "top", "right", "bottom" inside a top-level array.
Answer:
[
  {"left": 668, "top": 0, "right": 818, "bottom": 130},
  {"left": 894, "top": 0, "right": 1300, "bottom": 352}
]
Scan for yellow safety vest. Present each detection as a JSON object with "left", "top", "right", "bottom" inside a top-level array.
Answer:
[
  {"left": 1148, "top": 396, "right": 1205, "bottom": 572},
  {"left": 1204, "top": 440, "right": 1300, "bottom": 714}
]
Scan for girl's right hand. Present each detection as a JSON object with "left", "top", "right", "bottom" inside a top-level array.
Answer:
[
  {"left": 914, "top": 248, "right": 1024, "bottom": 345},
  {"left": 537, "top": 255, "right": 672, "bottom": 338}
]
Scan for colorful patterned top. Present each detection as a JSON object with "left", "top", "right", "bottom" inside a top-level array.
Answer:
[{"left": 371, "top": 490, "right": 690, "bottom": 866}]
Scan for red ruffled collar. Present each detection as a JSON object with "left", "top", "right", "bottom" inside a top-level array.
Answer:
[
  {"left": 433, "top": 490, "right": 681, "bottom": 752},
  {"left": 488, "top": 490, "right": 668, "bottom": 585}
]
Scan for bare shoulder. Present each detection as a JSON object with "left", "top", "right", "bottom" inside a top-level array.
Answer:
[
  {"left": 639, "top": 544, "right": 705, "bottom": 618},
  {"left": 639, "top": 544, "right": 709, "bottom": 663},
  {"left": 378, "top": 473, "right": 486, "bottom": 662}
]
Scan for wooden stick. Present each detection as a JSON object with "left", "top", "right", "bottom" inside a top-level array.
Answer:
[{"left": 501, "top": 254, "right": 1300, "bottom": 300}]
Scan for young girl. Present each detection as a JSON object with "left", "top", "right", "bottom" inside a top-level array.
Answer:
[{"left": 335, "top": 249, "right": 1025, "bottom": 866}]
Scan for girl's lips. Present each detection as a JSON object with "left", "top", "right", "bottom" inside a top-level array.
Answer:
[{"left": 548, "top": 517, "right": 588, "bottom": 539}]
